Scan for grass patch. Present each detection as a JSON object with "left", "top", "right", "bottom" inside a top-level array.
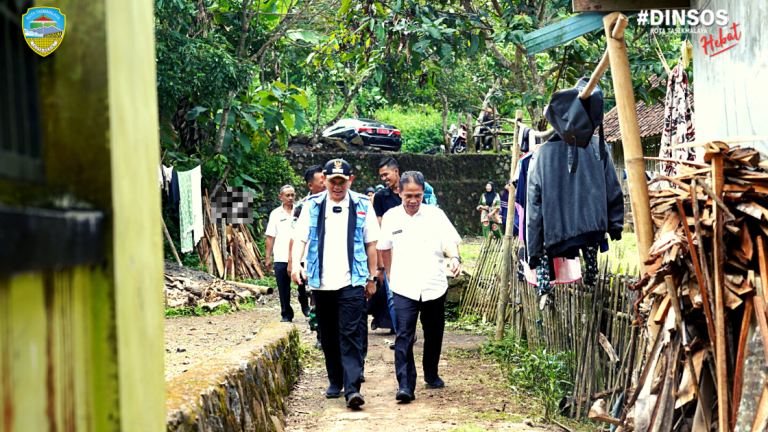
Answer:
[
  {"left": 165, "top": 296, "right": 258, "bottom": 318},
  {"left": 483, "top": 335, "right": 574, "bottom": 421},
  {"left": 606, "top": 232, "right": 639, "bottom": 274},
  {"left": 445, "top": 313, "right": 495, "bottom": 335}
]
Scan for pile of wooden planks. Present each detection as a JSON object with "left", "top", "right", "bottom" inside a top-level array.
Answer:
[
  {"left": 589, "top": 137, "right": 768, "bottom": 432},
  {"left": 195, "top": 193, "right": 266, "bottom": 280},
  {"left": 164, "top": 275, "right": 272, "bottom": 311}
]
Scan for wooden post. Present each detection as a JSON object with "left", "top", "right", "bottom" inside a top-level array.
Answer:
[
  {"left": 466, "top": 112, "right": 476, "bottom": 153},
  {"left": 494, "top": 110, "right": 524, "bottom": 341},
  {"left": 711, "top": 153, "right": 729, "bottom": 432},
  {"left": 161, "top": 216, "right": 183, "bottom": 266},
  {"left": 602, "top": 12, "right": 653, "bottom": 270}
]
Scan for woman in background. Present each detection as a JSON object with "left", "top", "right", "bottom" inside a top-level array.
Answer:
[{"left": 477, "top": 182, "right": 502, "bottom": 239}]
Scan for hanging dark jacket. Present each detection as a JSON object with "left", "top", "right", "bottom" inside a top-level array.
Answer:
[{"left": 525, "top": 134, "right": 624, "bottom": 267}]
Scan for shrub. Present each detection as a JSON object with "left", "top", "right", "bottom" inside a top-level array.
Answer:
[
  {"left": 374, "top": 105, "right": 457, "bottom": 154},
  {"left": 483, "top": 336, "right": 574, "bottom": 420}
]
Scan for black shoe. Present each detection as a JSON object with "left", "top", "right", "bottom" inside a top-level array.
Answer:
[
  {"left": 389, "top": 344, "right": 395, "bottom": 350},
  {"left": 280, "top": 317, "right": 292, "bottom": 323},
  {"left": 302, "top": 307, "right": 310, "bottom": 317},
  {"left": 346, "top": 392, "right": 365, "bottom": 408},
  {"left": 325, "top": 385, "right": 342, "bottom": 399},
  {"left": 359, "top": 374, "right": 366, "bottom": 383},
  {"left": 389, "top": 328, "right": 396, "bottom": 335},
  {"left": 396, "top": 389, "right": 415, "bottom": 403},
  {"left": 426, "top": 377, "right": 445, "bottom": 389}
]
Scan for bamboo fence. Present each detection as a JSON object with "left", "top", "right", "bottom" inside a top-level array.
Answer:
[{"left": 460, "top": 237, "right": 642, "bottom": 420}]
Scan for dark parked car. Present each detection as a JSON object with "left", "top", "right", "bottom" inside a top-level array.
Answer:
[{"left": 322, "top": 118, "right": 402, "bottom": 151}]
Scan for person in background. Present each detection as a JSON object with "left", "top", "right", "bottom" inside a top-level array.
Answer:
[
  {"left": 365, "top": 187, "right": 376, "bottom": 199},
  {"left": 378, "top": 171, "right": 462, "bottom": 402},
  {"left": 288, "top": 165, "right": 326, "bottom": 348},
  {"left": 423, "top": 182, "right": 438, "bottom": 206},
  {"left": 291, "top": 159, "right": 379, "bottom": 409},
  {"left": 266, "top": 185, "right": 308, "bottom": 322},
  {"left": 372, "top": 157, "right": 402, "bottom": 346},
  {"left": 476, "top": 181, "right": 502, "bottom": 239},
  {"left": 375, "top": 184, "right": 385, "bottom": 192},
  {"left": 500, "top": 180, "right": 511, "bottom": 227}
]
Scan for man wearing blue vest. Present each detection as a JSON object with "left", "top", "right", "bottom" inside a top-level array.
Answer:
[{"left": 291, "top": 159, "right": 379, "bottom": 409}]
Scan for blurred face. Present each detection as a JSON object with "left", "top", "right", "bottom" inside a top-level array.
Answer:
[
  {"left": 400, "top": 182, "right": 424, "bottom": 216},
  {"left": 486, "top": 183, "right": 492, "bottom": 192},
  {"left": 505, "top": 183, "right": 510, "bottom": 191},
  {"left": 367, "top": 191, "right": 374, "bottom": 198},
  {"left": 379, "top": 166, "right": 399, "bottom": 189},
  {"left": 279, "top": 187, "right": 295, "bottom": 206},
  {"left": 324, "top": 175, "right": 354, "bottom": 202},
  {"left": 307, "top": 172, "right": 326, "bottom": 195}
]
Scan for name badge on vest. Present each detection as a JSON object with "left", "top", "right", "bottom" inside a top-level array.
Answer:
[{"left": 332, "top": 206, "right": 342, "bottom": 213}]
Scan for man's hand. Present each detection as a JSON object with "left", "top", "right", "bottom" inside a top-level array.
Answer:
[
  {"left": 449, "top": 256, "right": 462, "bottom": 276},
  {"left": 265, "top": 257, "right": 273, "bottom": 271},
  {"left": 291, "top": 265, "right": 306, "bottom": 285},
  {"left": 287, "top": 260, "right": 293, "bottom": 275},
  {"left": 365, "top": 281, "right": 376, "bottom": 299}
]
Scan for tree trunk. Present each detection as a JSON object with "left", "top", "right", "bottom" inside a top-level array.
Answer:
[
  {"left": 440, "top": 93, "right": 449, "bottom": 152},
  {"left": 466, "top": 112, "right": 475, "bottom": 154},
  {"left": 310, "top": 73, "right": 372, "bottom": 144}
]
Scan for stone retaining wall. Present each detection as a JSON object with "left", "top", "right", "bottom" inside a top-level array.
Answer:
[{"left": 166, "top": 323, "right": 300, "bottom": 432}]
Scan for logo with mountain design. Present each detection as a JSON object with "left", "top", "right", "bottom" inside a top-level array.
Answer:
[{"left": 22, "top": 7, "right": 66, "bottom": 57}]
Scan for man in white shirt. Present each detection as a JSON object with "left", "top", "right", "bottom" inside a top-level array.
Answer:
[
  {"left": 377, "top": 171, "right": 462, "bottom": 403},
  {"left": 291, "top": 159, "right": 380, "bottom": 409},
  {"left": 266, "top": 185, "right": 308, "bottom": 322}
]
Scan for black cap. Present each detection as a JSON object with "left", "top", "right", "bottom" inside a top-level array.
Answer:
[
  {"left": 365, "top": 187, "right": 376, "bottom": 194},
  {"left": 323, "top": 159, "right": 352, "bottom": 180}
]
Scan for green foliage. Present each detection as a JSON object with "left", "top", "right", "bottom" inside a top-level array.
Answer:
[
  {"left": 607, "top": 233, "right": 638, "bottom": 274},
  {"left": 446, "top": 313, "right": 495, "bottom": 335},
  {"left": 445, "top": 301, "right": 461, "bottom": 323},
  {"left": 483, "top": 336, "right": 574, "bottom": 420},
  {"left": 374, "top": 105, "right": 446, "bottom": 153}
]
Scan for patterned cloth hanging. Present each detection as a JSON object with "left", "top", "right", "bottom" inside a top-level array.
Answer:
[{"left": 659, "top": 64, "right": 697, "bottom": 177}]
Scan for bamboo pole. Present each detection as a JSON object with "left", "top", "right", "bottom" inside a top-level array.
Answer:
[
  {"left": 711, "top": 154, "right": 729, "bottom": 432},
  {"left": 495, "top": 110, "right": 524, "bottom": 340},
  {"left": 602, "top": 12, "right": 653, "bottom": 271},
  {"left": 161, "top": 216, "right": 183, "bottom": 266}
]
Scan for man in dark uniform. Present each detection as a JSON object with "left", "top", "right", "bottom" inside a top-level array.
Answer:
[
  {"left": 372, "top": 157, "right": 402, "bottom": 346},
  {"left": 291, "top": 159, "right": 379, "bottom": 409}
]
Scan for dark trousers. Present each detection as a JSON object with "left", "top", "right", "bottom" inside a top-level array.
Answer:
[
  {"left": 360, "top": 301, "right": 368, "bottom": 361},
  {"left": 314, "top": 285, "right": 366, "bottom": 397},
  {"left": 274, "top": 262, "right": 308, "bottom": 320},
  {"left": 393, "top": 292, "right": 446, "bottom": 392}
]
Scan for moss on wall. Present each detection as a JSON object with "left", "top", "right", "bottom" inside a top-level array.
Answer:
[
  {"left": 284, "top": 153, "right": 514, "bottom": 236},
  {"left": 166, "top": 323, "right": 301, "bottom": 432}
]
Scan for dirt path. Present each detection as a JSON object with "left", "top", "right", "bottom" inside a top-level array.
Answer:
[
  {"left": 165, "top": 288, "right": 558, "bottom": 431},
  {"left": 285, "top": 322, "right": 552, "bottom": 432}
]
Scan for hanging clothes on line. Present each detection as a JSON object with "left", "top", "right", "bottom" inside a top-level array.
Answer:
[
  {"left": 526, "top": 78, "right": 624, "bottom": 291},
  {"left": 659, "top": 63, "right": 697, "bottom": 177},
  {"left": 177, "top": 166, "right": 204, "bottom": 253}
]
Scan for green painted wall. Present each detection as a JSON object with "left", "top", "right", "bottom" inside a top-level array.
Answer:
[
  {"left": 284, "top": 152, "right": 514, "bottom": 236},
  {"left": 0, "top": 0, "right": 164, "bottom": 430}
]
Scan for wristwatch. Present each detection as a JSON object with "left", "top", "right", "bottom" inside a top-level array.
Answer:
[{"left": 367, "top": 275, "right": 379, "bottom": 283}]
